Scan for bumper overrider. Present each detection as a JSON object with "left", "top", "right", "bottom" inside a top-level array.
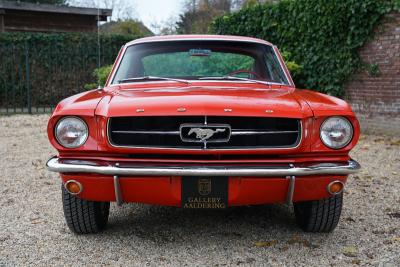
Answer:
[{"left": 47, "top": 157, "right": 360, "bottom": 206}]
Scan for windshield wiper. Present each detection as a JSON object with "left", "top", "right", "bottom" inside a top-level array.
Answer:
[
  {"left": 118, "top": 76, "right": 190, "bottom": 85},
  {"left": 198, "top": 76, "right": 271, "bottom": 86}
]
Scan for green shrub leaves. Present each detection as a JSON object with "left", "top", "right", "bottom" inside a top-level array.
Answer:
[{"left": 211, "top": 0, "right": 398, "bottom": 97}]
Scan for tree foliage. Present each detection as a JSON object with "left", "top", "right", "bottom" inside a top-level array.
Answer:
[
  {"left": 210, "top": 0, "right": 398, "bottom": 96},
  {"left": 175, "top": 0, "right": 279, "bottom": 34},
  {"left": 176, "top": 0, "right": 231, "bottom": 34},
  {"left": 100, "top": 20, "right": 153, "bottom": 36}
]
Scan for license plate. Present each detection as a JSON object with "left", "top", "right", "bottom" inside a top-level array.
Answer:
[{"left": 182, "top": 177, "right": 228, "bottom": 209}]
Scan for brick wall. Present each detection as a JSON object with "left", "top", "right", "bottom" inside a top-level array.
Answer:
[{"left": 344, "top": 12, "right": 400, "bottom": 135}]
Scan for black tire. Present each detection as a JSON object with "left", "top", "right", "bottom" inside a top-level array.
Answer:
[
  {"left": 294, "top": 193, "right": 343, "bottom": 233},
  {"left": 62, "top": 185, "right": 110, "bottom": 234}
]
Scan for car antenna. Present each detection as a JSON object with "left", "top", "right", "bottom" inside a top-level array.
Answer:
[{"left": 97, "top": 6, "right": 102, "bottom": 90}]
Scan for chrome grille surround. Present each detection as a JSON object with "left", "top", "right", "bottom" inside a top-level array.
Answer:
[{"left": 107, "top": 116, "right": 302, "bottom": 150}]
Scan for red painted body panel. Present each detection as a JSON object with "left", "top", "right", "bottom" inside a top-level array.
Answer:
[
  {"left": 48, "top": 35, "right": 360, "bottom": 206},
  {"left": 60, "top": 174, "right": 347, "bottom": 206},
  {"left": 98, "top": 84, "right": 304, "bottom": 118}
]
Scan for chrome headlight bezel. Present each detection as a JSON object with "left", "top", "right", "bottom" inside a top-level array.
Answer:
[
  {"left": 55, "top": 116, "right": 89, "bottom": 148},
  {"left": 320, "top": 116, "right": 353, "bottom": 149}
]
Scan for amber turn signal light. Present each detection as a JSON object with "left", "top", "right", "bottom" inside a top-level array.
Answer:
[
  {"left": 64, "top": 180, "right": 83, "bottom": 195},
  {"left": 327, "top": 180, "right": 344, "bottom": 195}
]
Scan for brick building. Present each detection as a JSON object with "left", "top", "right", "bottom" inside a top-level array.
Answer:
[
  {"left": 0, "top": 0, "right": 111, "bottom": 33},
  {"left": 345, "top": 12, "right": 400, "bottom": 135}
]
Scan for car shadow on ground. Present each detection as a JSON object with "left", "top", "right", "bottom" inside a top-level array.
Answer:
[{"left": 103, "top": 203, "right": 299, "bottom": 243}]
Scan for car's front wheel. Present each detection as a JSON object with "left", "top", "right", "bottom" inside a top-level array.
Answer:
[
  {"left": 294, "top": 193, "right": 343, "bottom": 232},
  {"left": 62, "top": 185, "right": 110, "bottom": 234}
]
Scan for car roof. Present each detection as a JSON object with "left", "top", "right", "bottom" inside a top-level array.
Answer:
[{"left": 125, "top": 35, "right": 273, "bottom": 47}]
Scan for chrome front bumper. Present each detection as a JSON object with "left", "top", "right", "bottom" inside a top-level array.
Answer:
[{"left": 46, "top": 157, "right": 361, "bottom": 177}]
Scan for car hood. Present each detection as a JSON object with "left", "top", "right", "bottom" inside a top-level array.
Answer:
[{"left": 95, "top": 83, "right": 313, "bottom": 118}]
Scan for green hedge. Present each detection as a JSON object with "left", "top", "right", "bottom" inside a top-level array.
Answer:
[
  {"left": 0, "top": 33, "right": 141, "bottom": 111},
  {"left": 211, "top": 0, "right": 399, "bottom": 97}
]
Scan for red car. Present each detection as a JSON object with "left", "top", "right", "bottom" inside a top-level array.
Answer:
[{"left": 47, "top": 35, "right": 360, "bottom": 234}]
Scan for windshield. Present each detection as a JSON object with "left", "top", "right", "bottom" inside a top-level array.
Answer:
[{"left": 111, "top": 40, "right": 289, "bottom": 85}]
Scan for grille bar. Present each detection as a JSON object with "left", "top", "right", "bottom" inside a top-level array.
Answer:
[
  {"left": 231, "top": 130, "right": 299, "bottom": 135},
  {"left": 112, "top": 130, "right": 180, "bottom": 135},
  {"left": 111, "top": 130, "right": 299, "bottom": 135}
]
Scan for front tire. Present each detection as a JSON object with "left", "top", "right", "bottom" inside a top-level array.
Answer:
[
  {"left": 62, "top": 185, "right": 110, "bottom": 234},
  {"left": 294, "top": 193, "right": 343, "bottom": 232}
]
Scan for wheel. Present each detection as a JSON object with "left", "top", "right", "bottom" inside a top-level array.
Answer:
[
  {"left": 61, "top": 184, "right": 110, "bottom": 234},
  {"left": 294, "top": 193, "right": 343, "bottom": 232}
]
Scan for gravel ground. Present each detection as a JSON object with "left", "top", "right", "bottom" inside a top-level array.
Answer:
[{"left": 0, "top": 114, "right": 399, "bottom": 267}]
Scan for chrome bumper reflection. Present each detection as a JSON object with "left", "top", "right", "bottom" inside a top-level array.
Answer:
[{"left": 46, "top": 157, "right": 361, "bottom": 177}]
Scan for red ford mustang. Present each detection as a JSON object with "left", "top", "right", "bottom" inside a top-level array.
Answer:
[{"left": 47, "top": 35, "right": 360, "bottom": 234}]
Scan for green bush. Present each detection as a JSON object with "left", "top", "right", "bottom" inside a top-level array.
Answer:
[
  {"left": 0, "top": 33, "right": 141, "bottom": 108},
  {"left": 281, "top": 51, "right": 302, "bottom": 79},
  {"left": 210, "top": 0, "right": 398, "bottom": 96},
  {"left": 84, "top": 65, "right": 113, "bottom": 89}
]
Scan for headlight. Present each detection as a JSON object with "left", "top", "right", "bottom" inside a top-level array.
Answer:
[
  {"left": 55, "top": 117, "right": 88, "bottom": 148},
  {"left": 320, "top": 116, "right": 353, "bottom": 149}
]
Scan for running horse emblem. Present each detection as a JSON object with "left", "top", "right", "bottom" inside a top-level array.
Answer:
[{"left": 188, "top": 128, "right": 226, "bottom": 141}]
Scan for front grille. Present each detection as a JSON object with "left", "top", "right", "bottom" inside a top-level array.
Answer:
[{"left": 108, "top": 116, "right": 301, "bottom": 149}]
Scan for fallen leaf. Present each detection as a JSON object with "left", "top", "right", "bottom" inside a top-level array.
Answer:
[
  {"left": 392, "top": 236, "right": 400, "bottom": 242},
  {"left": 364, "top": 175, "right": 373, "bottom": 180},
  {"left": 287, "top": 235, "right": 316, "bottom": 248},
  {"left": 30, "top": 217, "right": 42, "bottom": 224},
  {"left": 389, "top": 140, "right": 400, "bottom": 146},
  {"left": 254, "top": 240, "right": 277, "bottom": 247},
  {"left": 351, "top": 259, "right": 361, "bottom": 265},
  {"left": 342, "top": 246, "right": 358, "bottom": 257}
]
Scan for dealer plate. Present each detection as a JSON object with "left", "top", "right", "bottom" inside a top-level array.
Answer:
[{"left": 182, "top": 177, "right": 228, "bottom": 209}]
